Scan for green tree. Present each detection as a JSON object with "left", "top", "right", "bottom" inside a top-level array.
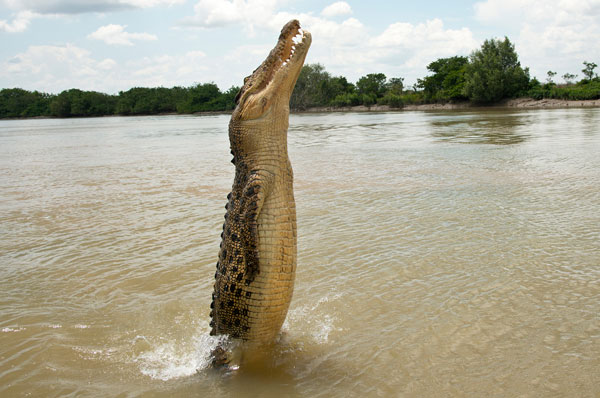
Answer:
[
  {"left": 117, "top": 86, "right": 181, "bottom": 115},
  {"left": 2, "top": 84, "right": 239, "bottom": 118},
  {"left": 418, "top": 56, "right": 469, "bottom": 101},
  {"left": 376, "top": 77, "right": 405, "bottom": 108},
  {"left": 330, "top": 76, "right": 355, "bottom": 95},
  {"left": 49, "top": 89, "right": 117, "bottom": 117},
  {"left": 386, "top": 77, "right": 404, "bottom": 95},
  {"left": 178, "top": 83, "right": 223, "bottom": 112},
  {"left": 356, "top": 73, "right": 387, "bottom": 98},
  {"left": 0, "top": 88, "right": 54, "bottom": 118},
  {"left": 290, "top": 63, "right": 334, "bottom": 110},
  {"left": 546, "top": 70, "right": 557, "bottom": 84},
  {"left": 582, "top": 61, "right": 598, "bottom": 80},
  {"left": 562, "top": 73, "right": 577, "bottom": 85},
  {"left": 50, "top": 91, "right": 72, "bottom": 117},
  {"left": 318, "top": 75, "right": 355, "bottom": 106},
  {"left": 330, "top": 92, "right": 361, "bottom": 107},
  {"left": 463, "top": 37, "right": 530, "bottom": 103},
  {"left": 220, "top": 85, "right": 241, "bottom": 110},
  {"left": 197, "top": 85, "right": 239, "bottom": 112}
]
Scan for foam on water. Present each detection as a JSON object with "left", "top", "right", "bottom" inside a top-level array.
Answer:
[
  {"left": 136, "top": 332, "right": 226, "bottom": 380},
  {"left": 2, "top": 327, "right": 25, "bottom": 333},
  {"left": 134, "top": 294, "right": 341, "bottom": 381},
  {"left": 283, "top": 293, "right": 343, "bottom": 344}
]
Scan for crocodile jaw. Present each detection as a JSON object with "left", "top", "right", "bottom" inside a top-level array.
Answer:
[{"left": 233, "top": 19, "right": 312, "bottom": 121}]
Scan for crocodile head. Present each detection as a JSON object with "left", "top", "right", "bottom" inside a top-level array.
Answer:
[{"left": 231, "top": 20, "right": 311, "bottom": 122}]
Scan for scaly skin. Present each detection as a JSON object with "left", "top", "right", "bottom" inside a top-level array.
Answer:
[{"left": 210, "top": 20, "right": 311, "bottom": 346}]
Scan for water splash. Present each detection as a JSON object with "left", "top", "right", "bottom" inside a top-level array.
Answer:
[
  {"left": 2, "top": 327, "right": 25, "bottom": 333},
  {"left": 283, "top": 293, "right": 342, "bottom": 344},
  {"left": 135, "top": 331, "right": 227, "bottom": 381},
  {"left": 134, "top": 294, "right": 341, "bottom": 381}
]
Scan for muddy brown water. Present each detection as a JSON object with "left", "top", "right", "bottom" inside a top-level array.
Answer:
[{"left": 1, "top": 109, "right": 599, "bottom": 397}]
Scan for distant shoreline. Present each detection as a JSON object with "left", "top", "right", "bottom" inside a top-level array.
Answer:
[
  {"left": 299, "top": 97, "right": 600, "bottom": 113},
  {"left": 2, "top": 98, "right": 599, "bottom": 121}
]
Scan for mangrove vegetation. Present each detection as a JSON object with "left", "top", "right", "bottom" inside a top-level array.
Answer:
[{"left": 1, "top": 37, "right": 598, "bottom": 119}]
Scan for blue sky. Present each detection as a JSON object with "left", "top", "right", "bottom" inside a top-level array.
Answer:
[{"left": 1, "top": 0, "right": 599, "bottom": 94}]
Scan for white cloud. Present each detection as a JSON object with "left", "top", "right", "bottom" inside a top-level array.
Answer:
[
  {"left": 0, "top": 44, "right": 211, "bottom": 93},
  {"left": 130, "top": 50, "right": 207, "bottom": 80},
  {"left": 183, "top": 0, "right": 281, "bottom": 31},
  {"left": 1, "top": 0, "right": 185, "bottom": 15},
  {"left": 0, "top": 10, "right": 37, "bottom": 32},
  {"left": 0, "top": 1, "right": 487, "bottom": 93},
  {"left": 314, "top": 18, "right": 480, "bottom": 84},
  {"left": 180, "top": 1, "right": 481, "bottom": 86},
  {"left": 370, "top": 19, "right": 478, "bottom": 68},
  {"left": 2, "top": 44, "right": 105, "bottom": 88},
  {"left": 97, "top": 58, "right": 117, "bottom": 70},
  {"left": 473, "top": 0, "right": 529, "bottom": 24},
  {"left": 474, "top": 0, "right": 600, "bottom": 27},
  {"left": 88, "top": 24, "right": 158, "bottom": 45},
  {"left": 0, "top": 0, "right": 185, "bottom": 33},
  {"left": 473, "top": 0, "right": 600, "bottom": 81},
  {"left": 191, "top": 0, "right": 241, "bottom": 26},
  {"left": 124, "top": 0, "right": 184, "bottom": 7},
  {"left": 321, "top": 1, "right": 352, "bottom": 17}
]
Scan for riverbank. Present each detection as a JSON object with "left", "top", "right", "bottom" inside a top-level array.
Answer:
[
  {"left": 2, "top": 98, "right": 600, "bottom": 121},
  {"left": 300, "top": 97, "right": 600, "bottom": 113}
]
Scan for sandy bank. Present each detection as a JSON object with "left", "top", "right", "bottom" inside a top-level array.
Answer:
[
  {"left": 501, "top": 97, "right": 600, "bottom": 109},
  {"left": 299, "top": 98, "right": 600, "bottom": 113}
]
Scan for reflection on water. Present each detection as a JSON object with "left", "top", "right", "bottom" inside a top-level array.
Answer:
[
  {"left": 427, "top": 110, "right": 530, "bottom": 144},
  {"left": 1, "top": 109, "right": 599, "bottom": 397}
]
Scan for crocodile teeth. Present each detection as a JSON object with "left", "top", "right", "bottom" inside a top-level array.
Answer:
[{"left": 292, "top": 29, "right": 303, "bottom": 44}]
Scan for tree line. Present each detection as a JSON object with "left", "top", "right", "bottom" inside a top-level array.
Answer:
[
  {"left": 1, "top": 37, "right": 598, "bottom": 119},
  {"left": 290, "top": 38, "right": 599, "bottom": 109},
  {"left": 0, "top": 83, "right": 240, "bottom": 119}
]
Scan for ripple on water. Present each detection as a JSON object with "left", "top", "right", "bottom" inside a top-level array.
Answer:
[{"left": 1, "top": 111, "right": 600, "bottom": 397}]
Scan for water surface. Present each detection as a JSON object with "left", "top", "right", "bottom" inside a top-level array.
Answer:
[{"left": 1, "top": 110, "right": 599, "bottom": 397}]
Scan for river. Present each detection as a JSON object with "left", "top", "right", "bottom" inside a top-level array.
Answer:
[{"left": 1, "top": 109, "right": 599, "bottom": 397}]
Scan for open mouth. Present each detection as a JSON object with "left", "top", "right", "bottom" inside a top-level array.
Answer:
[
  {"left": 253, "top": 21, "right": 310, "bottom": 89},
  {"left": 281, "top": 26, "right": 309, "bottom": 68},
  {"left": 236, "top": 20, "right": 311, "bottom": 105},
  {"left": 261, "top": 21, "right": 310, "bottom": 88}
]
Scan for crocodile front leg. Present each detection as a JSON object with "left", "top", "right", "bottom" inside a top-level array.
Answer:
[
  {"left": 210, "top": 169, "right": 274, "bottom": 340},
  {"left": 239, "top": 170, "right": 274, "bottom": 282}
]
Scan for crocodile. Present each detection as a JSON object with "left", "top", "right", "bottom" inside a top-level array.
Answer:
[{"left": 209, "top": 20, "right": 311, "bottom": 351}]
